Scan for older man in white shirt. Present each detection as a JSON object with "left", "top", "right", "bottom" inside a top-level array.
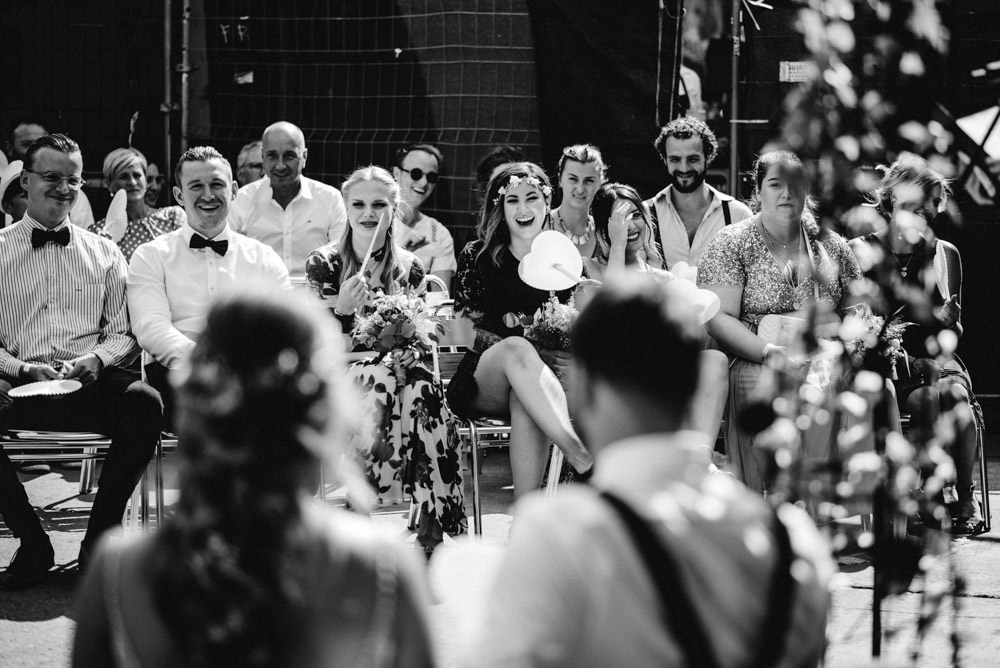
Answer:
[
  {"left": 229, "top": 121, "right": 346, "bottom": 279},
  {"left": 129, "top": 146, "right": 289, "bottom": 427},
  {"left": 471, "top": 277, "right": 833, "bottom": 668}
]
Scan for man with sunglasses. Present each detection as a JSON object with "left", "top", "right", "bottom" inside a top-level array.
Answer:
[
  {"left": 392, "top": 143, "right": 456, "bottom": 289},
  {"left": 0, "top": 134, "right": 162, "bottom": 590},
  {"left": 229, "top": 121, "right": 346, "bottom": 279}
]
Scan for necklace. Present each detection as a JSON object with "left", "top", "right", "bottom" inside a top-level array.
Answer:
[
  {"left": 891, "top": 251, "right": 914, "bottom": 278},
  {"left": 758, "top": 218, "right": 801, "bottom": 290},
  {"left": 553, "top": 208, "right": 594, "bottom": 246}
]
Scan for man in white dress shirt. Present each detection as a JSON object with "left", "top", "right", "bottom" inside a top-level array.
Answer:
[
  {"left": 392, "top": 143, "right": 457, "bottom": 289},
  {"left": 644, "top": 117, "right": 752, "bottom": 268},
  {"left": 229, "top": 121, "right": 346, "bottom": 279},
  {"left": 128, "top": 146, "right": 290, "bottom": 427},
  {"left": 472, "top": 277, "right": 833, "bottom": 668}
]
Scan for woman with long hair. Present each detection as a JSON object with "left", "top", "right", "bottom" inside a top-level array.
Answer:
[
  {"left": 305, "top": 166, "right": 466, "bottom": 554},
  {"left": 698, "top": 151, "right": 861, "bottom": 492},
  {"left": 449, "top": 162, "right": 593, "bottom": 496},
  {"left": 72, "top": 289, "right": 435, "bottom": 667},
  {"left": 849, "top": 153, "right": 984, "bottom": 533},
  {"left": 90, "top": 147, "right": 184, "bottom": 261},
  {"left": 550, "top": 144, "right": 606, "bottom": 259},
  {"left": 587, "top": 182, "right": 664, "bottom": 281}
]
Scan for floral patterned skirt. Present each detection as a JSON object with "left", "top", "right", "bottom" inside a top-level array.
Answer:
[{"left": 348, "top": 356, "right": 467, "bottom": 542}]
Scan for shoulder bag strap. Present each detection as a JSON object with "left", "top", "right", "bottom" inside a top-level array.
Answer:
[
  {"left": 722, "top": 199, "right": 732, "bottom": 226},
  {"left": 600, "top": 490, "right": 723, "bottom": 668}
]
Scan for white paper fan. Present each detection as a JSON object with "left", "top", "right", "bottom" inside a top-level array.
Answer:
[{"left": 104, "top": 189, "right": 129, "bottom": 243}]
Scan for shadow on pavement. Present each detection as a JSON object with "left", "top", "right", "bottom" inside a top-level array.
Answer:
[{"left": 0, "top": 566, "right": 80, "bottom": 622}]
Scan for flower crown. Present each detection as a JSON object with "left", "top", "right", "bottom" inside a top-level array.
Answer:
[{"left": 493, "top": 174, "right": 552, "bottom": 206}]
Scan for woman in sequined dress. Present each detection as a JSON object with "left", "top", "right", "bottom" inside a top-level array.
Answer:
[
  {"left": 550, "top": 144, "right": 606, "bottom": 260},
  {"left": 90, "top": 148, "right": 184, "bottom": 261},
  {"left": 849, "top": 154, "right": 983, "bottom": 533},
  {"left": 698, "top": 151, "right": 860, "bottom": 492},
  {"left": 305, "top": 166, "right": 466, "bottom": 554},
  {"left": 448, "top": 162, "right": 593, "bottom": 496}
]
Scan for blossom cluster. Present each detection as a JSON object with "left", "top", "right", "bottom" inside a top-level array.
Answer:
[
  {"left": 522, "top": 294, "right": 577, "bottom": 351},
  {"left": 352, "top": 291, "right": 442, "bottom": 355}
]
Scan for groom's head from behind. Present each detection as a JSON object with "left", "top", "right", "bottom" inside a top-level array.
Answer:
[{"left": 571, "top": 276, "right": 703, "bottom": 450}]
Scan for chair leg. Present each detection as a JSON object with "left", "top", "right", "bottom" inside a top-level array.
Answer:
[
  {"left": 140, "top": 468, "right": 150, "bottom": 531},
  {"left": 977, "top": 426, "right": 991, "bottom": 533},
  {"left": 79, "top": 449, "right": 96, "bottom": 494},
  {"left": 545, "top": 445, "right": 564, "bottom": 497},
  {"left": 469, "top": 421, "right": 482, "bottom": 536},
  {"left": 155, "top": 438, "right": 164, "bottom": 527}
]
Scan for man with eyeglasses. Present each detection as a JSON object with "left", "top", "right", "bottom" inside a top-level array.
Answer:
[
  {"left": 229, "top": 121, "right": 346, "bottom": 279},
  {"left": 3, "top": 118, "right": 95, "bottom": 230},
  {"left": 392, "top": 143, "right": 456, "bottom": 289},
  {"left": 0, "top": 133, "right": 162, "bottom": 590}
]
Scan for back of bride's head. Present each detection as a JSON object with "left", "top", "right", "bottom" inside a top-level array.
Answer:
[
  {"left": 175, "top": 288, "right": 347, "bottom": 478},
  {"left": 157, "top": 288, "right": 355, "bottom": 667}
]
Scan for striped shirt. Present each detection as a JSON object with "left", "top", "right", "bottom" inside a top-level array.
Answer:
[{"left": 0, "top": 214, "right": 138, "bottom": 379}]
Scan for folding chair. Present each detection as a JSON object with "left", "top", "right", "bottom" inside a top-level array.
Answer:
[{"left": 2, "top": 429, "right": 156, "bottom": 529}]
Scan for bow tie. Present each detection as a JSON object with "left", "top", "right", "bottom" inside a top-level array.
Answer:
[
  {"left": 31, "top": 227, "right": 71, "bottom": 249},
  {"left": 189, "top": 234, "right": 229, "bottom": 256}
]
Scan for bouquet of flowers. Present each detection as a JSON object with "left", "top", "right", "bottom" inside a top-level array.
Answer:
[
  {"left": 840, "top": 303, "right": 912, "bottom": 377},
  {"left": 522, "top": 294, "right": 578, "bottom": 351},
  {"left": 352, "top": 290, "right": 443, "bottom": 356}
]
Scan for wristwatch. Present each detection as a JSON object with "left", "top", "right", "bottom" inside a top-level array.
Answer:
[{"left": 20, "top": 362, "right": 31, "bottom": 380}]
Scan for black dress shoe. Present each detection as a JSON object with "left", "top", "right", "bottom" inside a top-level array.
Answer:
[{"left": 0, "top": 539, "right": 55, "bottom": 591}]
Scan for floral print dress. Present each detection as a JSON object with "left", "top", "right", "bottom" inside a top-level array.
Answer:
[
  {"left": 90, "top": 205, "right": 185, "bottom": 261},
  {"left": 305, "top": 243, "right": 467, "bottom": 543}
]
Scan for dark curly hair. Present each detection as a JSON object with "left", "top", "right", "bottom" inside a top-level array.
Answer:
[
  {"left": 653, "top": 116, "right": 719, "bottom": 166},
  {"left": 151, "top": 288, "right": 351, "bottom": 667}
]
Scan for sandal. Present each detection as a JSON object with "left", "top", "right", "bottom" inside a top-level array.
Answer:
[{"left": 947, "top": 497, "right": 986, "bottom": 536}]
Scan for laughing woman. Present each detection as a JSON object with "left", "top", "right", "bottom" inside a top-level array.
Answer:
[
  {"left": 305, "top": 165, "right": 466, "bottom": 554},
  {"left": 90, "top": 147, "right": 184, "bottom": 261},
  {"left": 449, "top": 163, "right": 593, "bottom": 497}
]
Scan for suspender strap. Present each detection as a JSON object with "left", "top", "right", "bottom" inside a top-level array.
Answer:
[
  {"left": 722, "top": 199, "right": 732, "bottom": 226},
  {"left": 600, "top": 490, "right": 798, "bottom": 668},
  {"left": 600, "top": 491, "right": 723, "bottom": 668}
]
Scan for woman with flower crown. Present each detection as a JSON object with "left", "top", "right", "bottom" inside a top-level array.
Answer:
[
  {"left": 305, "top": 165, "right": 466, "bottom": 555},
  {"left": 449, "top": 162, "right": 593, "bottom": 497}
]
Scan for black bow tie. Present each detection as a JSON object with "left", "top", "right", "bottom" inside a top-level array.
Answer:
[
  {"left": 31, "top": 227, "right": 71, "bottom": 249},
  {"left": 189, "top": 234, "right": 229, "bottom": 256}
]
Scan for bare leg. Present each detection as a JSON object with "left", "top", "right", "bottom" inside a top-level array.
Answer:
[
  {"left": 940, "top": 382, "right": 979, "bottom": 513},
  {"left": 508, "top": 391, "right": 549, "bottom": 498},
  {"left": 687, "top": 350, "right": 729, "bottom": 444},
  {"left": 470, "top": 337, "right": 592, "bottom": 473}
]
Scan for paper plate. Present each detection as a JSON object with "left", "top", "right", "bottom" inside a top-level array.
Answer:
[
  {"left": 10, "top": 430, "right": 106, "bottom": 441},
  {"left": 9, "top": 379, "right": 83, "bottom": 398},
  {"left": 519, "top": 230, "right": 584, "bottom": 291}
]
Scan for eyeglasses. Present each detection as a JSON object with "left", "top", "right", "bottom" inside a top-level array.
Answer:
[
  {"left": 25, "top": 169, "right": 85, "bottom": 190},
  {"left": 400, "top": 167, "right": 439, "bottom": 184}
]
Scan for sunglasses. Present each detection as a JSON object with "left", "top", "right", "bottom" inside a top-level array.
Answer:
[{"left": 400, "top": 167, "right": 439, "bottom": 184}]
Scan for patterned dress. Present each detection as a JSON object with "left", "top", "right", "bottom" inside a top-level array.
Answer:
[
  {"left": 698, "top": 217, "right": 861, "bottom": 492},
  {"left": 90, "top": 206, "right": 185, "bottom": 261},
  {"left": 447, "top": 240, "right": 577, "bottom": 419},
  {"left": 305, "top": 243, "right": 467, "bottom": 543}
]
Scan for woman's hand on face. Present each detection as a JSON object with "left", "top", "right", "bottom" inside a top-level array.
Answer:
[
  {"left": 608, "top": 201, "right": 631, "bottom": 249},
  {"left": 336, "top": 274, "right": 368, "bottom": 315}
]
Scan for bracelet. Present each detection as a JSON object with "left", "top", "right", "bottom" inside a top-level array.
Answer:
[{"left": 20, "top": 362, "right": 31, "bottom": 379}]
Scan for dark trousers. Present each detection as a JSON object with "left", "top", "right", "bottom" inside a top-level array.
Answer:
[
  {"left": 0, "top": 367, "right": 162, "bottom": 552},
  {"left": 142, "top": 360, "right": 175, "bottom": 433}
]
